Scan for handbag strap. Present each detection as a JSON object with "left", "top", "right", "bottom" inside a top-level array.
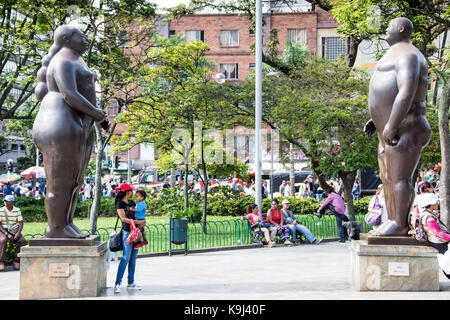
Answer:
[{"left": 114, "top": 215, "right": 120, "bottom": 231}]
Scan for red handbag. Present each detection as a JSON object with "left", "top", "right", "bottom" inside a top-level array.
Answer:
[{"left": 126, "top": 220, "right": 141, "bottom": 246}]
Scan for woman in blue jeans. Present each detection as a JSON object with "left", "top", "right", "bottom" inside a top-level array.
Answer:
[{"left": 114, "top": 183, "right": 146, "bottom": 294}]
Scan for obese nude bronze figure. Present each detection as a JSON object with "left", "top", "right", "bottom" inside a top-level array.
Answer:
[
  {"left": 34, "top": 25, "right": 109, "bottom": 238},
  {"left": 364, "top": 17, "right": 431, "bottom": 236}
]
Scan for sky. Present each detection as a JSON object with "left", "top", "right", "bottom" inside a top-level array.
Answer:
[{"left": 152, "top": 0, "right": 190, "bottom": 11}]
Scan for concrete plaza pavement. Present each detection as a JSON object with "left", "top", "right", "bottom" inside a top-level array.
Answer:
[{"left": 2, "top": 240, "right": 450, "bottom": 300}]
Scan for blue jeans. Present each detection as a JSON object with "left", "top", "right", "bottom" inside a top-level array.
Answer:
[
  {"left": 287, "top": 223, "right": 316, "bottom": 243},
  {"left": 115, "top": 230, "right": 139, "bottom": 286},
  {"left": 335, "top": 213, "right": 349, "bottom": 241}
]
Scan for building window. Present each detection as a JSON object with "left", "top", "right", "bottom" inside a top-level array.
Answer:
[
  {"left": 249, "top": 63, "right": 256, "bottom": 70},
  {"left": 108, "top": 100, "right": 119, "bottom": 116},
  {"left": 185, "top": 30, "right": 204, "bottom": 42},
  {"left": 287, "top": 28, "right": 307, "bottom": 45},
  {"left": 220, "top": 64, "right": 239, "bottom": 80},
  {"left": 220, "top": 30, "right": 239, "bottom": 46},
  {"left": 322, "top": 37, "right": 347, "bottom": 62},
  {"left": 117, "top": 30, "right": 127, "bottom": 47},
  {"left": 169, "top": 30, "right": 176, "bottom": 37}
]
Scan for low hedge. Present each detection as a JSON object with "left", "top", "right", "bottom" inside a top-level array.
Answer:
[
  {"left": 146, "top": 185, "right": 371, "bottom": 217},
  {"left": 3, "top": 195, "right": 118, "bottom": 223},
  {"left": 5, "top": 188, "right": 372, "bottom": 223}
]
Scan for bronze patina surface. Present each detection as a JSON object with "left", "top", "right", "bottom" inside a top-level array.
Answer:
[
  {"left": 364, "top": 18, "right": 431, "bottom": 236},
  {"left": 33, "top": 25, "right": 109, "bottom": 239}
]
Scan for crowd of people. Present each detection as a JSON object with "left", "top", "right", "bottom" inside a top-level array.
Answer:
[{"left": 0, "top": 181, "right": 46, "bottom": 200}]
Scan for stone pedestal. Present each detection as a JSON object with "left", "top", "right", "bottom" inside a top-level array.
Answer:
[
  {"left": 18, "top": 240, "right": 107, "bottom": 300},
  {"left": 351, "top": 239, "right": 440, "bottom": 291}
]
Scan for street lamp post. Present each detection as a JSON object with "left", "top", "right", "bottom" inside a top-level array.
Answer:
[{"left": 255, "top": 0, "right": 263, "bottom": 210}]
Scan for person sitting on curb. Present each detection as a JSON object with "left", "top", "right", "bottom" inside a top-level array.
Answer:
[
  {"left": 242, "top": 204, "right": 277, "bottom": 247},
  {"left": 316, "top": 187, "right": 349, "bottom": 243},
  {"left": 0, "top": 195, "right": 26, "bottom": 271},
  {"left": 281, "top": 199, "right": 322, "bottom": 245},
  {"left": 266, "top": 199, "right": 292, "bottom": 246}
]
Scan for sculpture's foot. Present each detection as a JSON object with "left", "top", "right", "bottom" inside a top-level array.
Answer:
[
  {"left": 371, "top": 220, "right": 409, "bottom": 237},
  {"left": 67, "top": 223, "right": 89, "bottom": 238},
  {"left": 45, "top": 224, "right": 87, "bottom": 239}
]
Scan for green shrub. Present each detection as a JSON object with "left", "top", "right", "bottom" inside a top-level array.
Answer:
[
  {"left": 20, "top": 205, "right": 47, "bottom": 222},
  {"left": 5, "top": 240, "right": 19, "bottom": 264},
  {"left": 171, "top": 205, "right": 202, "bottom": 223},
  {"left": 353, "top": 196, "right": 371, "bottom": 215}
]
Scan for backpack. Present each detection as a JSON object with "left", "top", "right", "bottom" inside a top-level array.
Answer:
[{"left": 409, "top": 209, "right": 436, "bottom": 242}]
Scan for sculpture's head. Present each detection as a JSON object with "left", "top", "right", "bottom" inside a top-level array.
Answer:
[
  {"left": 35, "top": 24, "right": 88, "bottom": 101},
  {"left": 54, "top": 24, "right": 88, "bottom": 55},
  {"left": 385, "top": 17, "right": 413, "bottom": 46}
]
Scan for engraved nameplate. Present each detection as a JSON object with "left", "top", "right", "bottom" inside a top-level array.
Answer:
[
  {"left": 49, "top": 263, "right": 70, "bottom": 278},
  {"left": 388, "top": 262, "right": 409, "bottom": 276}
]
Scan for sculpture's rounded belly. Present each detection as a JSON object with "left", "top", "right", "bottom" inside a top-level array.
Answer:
[
  {"left": 369, "top": 70, "right": 398, "bottom": 130},
  {"left": 32, "top": 92, "right": 83, "bottom": 151}
]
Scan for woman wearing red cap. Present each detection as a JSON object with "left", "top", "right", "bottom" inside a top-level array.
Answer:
[{"left": 114, "top": 183, "right": 145, "bottom": 293}]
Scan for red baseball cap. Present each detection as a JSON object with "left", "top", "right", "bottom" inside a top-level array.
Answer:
[{"left": 119, "top": 183, "right": 135, "bottom": 192}]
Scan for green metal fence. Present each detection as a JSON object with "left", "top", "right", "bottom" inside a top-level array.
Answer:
[{"left": 21, "top": 214, "right": 371, "bottom": 256}]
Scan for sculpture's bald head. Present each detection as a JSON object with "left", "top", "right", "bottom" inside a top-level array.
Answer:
[{"left": 385, "top": 17, "right": 413, "bottom": 45}]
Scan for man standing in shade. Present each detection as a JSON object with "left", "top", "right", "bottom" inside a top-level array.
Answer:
[{"left": 364, "top": 17, "right": 431, "bottom": 236}]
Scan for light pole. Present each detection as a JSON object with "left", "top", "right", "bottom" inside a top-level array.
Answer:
[{"left": 255, "top": 0, "right": 263, "bottom": 210}]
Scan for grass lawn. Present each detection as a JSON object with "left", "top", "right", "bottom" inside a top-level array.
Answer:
[{"left": 21, "top": 215, "right": 240, "bottom": 237}]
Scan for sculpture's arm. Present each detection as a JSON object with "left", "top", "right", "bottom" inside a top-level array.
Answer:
[
  {"left": 363, "top": 119, "right": 376, "bottom": 137},
  {"left": 53, "top": 60, "right": 106, "bottom": 122},
  {"left": 383, "top": 53, "right": 420, "bottom": 145}
]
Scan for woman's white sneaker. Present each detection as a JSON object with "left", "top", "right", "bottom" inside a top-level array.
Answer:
[
  {"left": 127, "top": 283, "right": 142, "bottom": 290},
  {"left": 114, "top": 285, "right": 121, "bottom": 294}
]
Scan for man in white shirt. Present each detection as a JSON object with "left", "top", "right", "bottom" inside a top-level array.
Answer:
[{"left": 83, "top": 181, "right": 92, "bottom": 201}]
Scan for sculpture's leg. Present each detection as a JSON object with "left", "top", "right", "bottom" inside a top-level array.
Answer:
[
  {"left": 377, "top": 133, "right": 420, "bottom": 236},
  {"left": 43, "top": 149, "right": 86, "bottom": 239},
  {"left": 66, "top": 124, "right": 94, "bottom": 237}
]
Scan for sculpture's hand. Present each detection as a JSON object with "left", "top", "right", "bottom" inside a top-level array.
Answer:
[
  {"left": 382, "top": 122, "right": 398, "bottom": 146},
  {"left": 363, "top": 119, "right": 376, "bottom": 137},
  {"left": 93, "top": 108, "right": 107, "bottom": 122},
  {"left": 100, "top": 118, "right": 111, "bottom": 131}
]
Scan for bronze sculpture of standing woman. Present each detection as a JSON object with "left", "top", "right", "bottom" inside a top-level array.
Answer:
[
  {"left": 364, "top": 17, "right": 431, "bottom": 236},
  {"left": 34, "top": 25, "right": 110, "bottom": 238}
]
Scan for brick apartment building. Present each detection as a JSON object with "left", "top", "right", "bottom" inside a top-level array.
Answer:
[
  {"left": 108, "top": 3, "right": 356, "bottom": 176},
  {"left": 165, "top": 6, "right": 343, "bottom": 82}
]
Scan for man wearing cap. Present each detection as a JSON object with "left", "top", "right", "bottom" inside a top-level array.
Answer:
[
  {"left": 281, "top": 199, "right": 322, "bottom": 245},
  {"left": 163, "top": 179, "right": 170, "bottom": 189},
  {"left": 0, "top": 195, "right": 26, "bottom": 271}
]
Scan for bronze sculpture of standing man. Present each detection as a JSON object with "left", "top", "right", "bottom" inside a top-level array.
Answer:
[
  {"left": 364, "top": 17, "right": 431, "bottom": 236},
  {"left": 33, "top": 25, "right": 109, "bottom": 238}
]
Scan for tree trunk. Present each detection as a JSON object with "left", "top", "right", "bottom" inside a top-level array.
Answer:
[
  {"left": 201, "top": 135, "right": 208, "bottom": 234},
  {"left": 438, "top": 78, "right": 450, "bottom": 225},
  {"left": 433, "top": 30, "right": 447, "bottom": 107},
  {"left": 289, "top": 143, "right": 295, "bottom": 196},
  {"left": 89, "top": 124, "right": 104, "bottom": 235},
  {"left": 170, "top": 168, "right": 176, "bottom": 188},
  {"left": 184, "top": 161, "right": 189, "bottom": 211},
  {"left": 339, "top": 170, "right": 357, "bottom": 221},
  {"left": 346, "top": 37, "right": 360, "bottom": 68}
]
